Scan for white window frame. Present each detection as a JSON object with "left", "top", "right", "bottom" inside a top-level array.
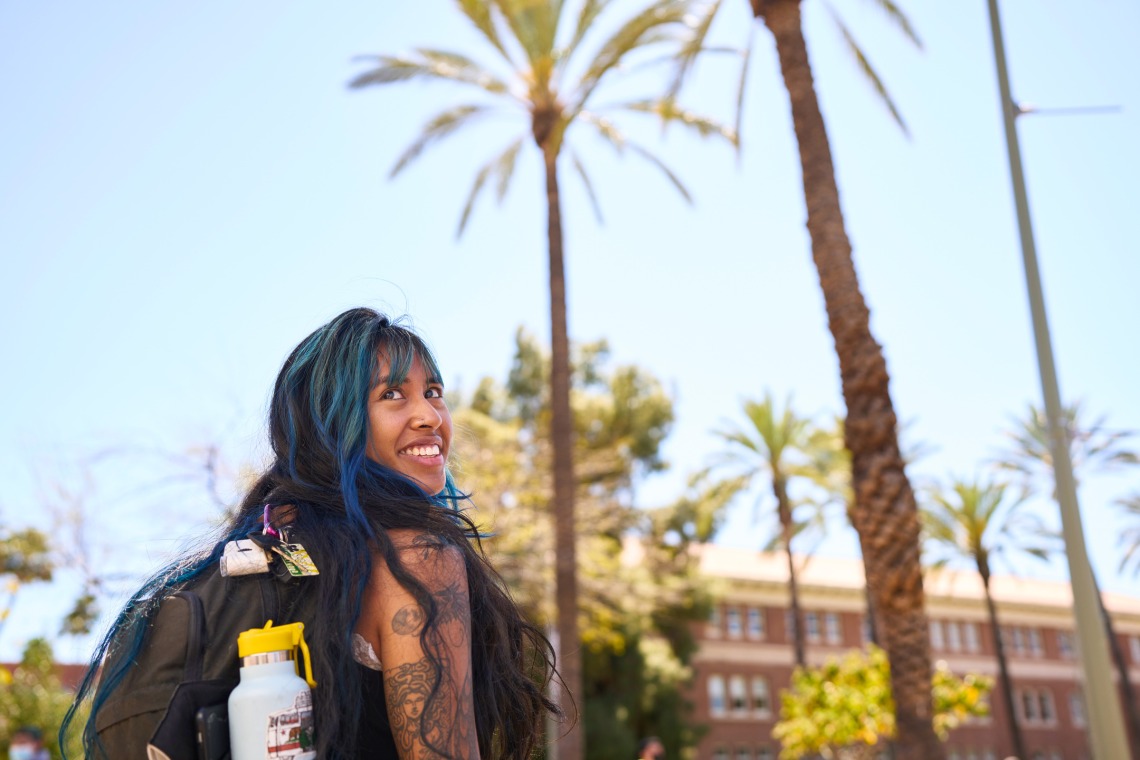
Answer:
[
  {"left": 1069, "top": 691, "right": 1086, "bottom": 728},
  {"left": 804, "top": 610, "right": 821, "bottom": 643},
  {"left": 929, "top": 620, "right": 944, "bottom": 651},
  {"left": 751, "top": 676, "right": 771, "bottom": 717},
  {"left": 734, "top": 747, "right": 751, "bottom": 760},
  {"left": 946, "top": 621, "right": 962, "bottom": 652},
  {"left": 747, "top": 606, "right": 765, "bottom": 640},
  {"left": 708, "top": 674, "right": 727, "bottom": 718},
  {"left": 707, "top": 606, "right": 723, "bottom": 638},
  {"left": 963, "top": 621, "right": 980, "bottom": 653},
  {"left": 824, "top": 612, "right": 841, "bottom": 645},
  {"left": 1027, "top": 627, "right": 1043, "bottom": 658},
  {"left": 726, "top": 606, "right": 743, "bottom": 639},
  {"left": 729, "top": 674, "right": 749, "bottom": 716},
  {"left": 1057, "top": 630, "right": 1075, "bottom": 659}
]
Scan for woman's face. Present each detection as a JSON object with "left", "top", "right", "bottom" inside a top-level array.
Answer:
[{"left": 365, "top": 355, "right": 452, "bottom": 495}]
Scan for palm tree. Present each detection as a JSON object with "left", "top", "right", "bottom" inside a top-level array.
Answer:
[
  {"left": 714, "top": 392, "right": 823, "bottom": 668},
  {"left": 921, "top": 477, "right": 1054, "bottom": 760},
  {"left": 1120, "top": 493, "right": 1140, "bottom": 578},
  {"left": 670, "top": 3, "right": 937, "bottom": 755},
  {"left": 349, "top": 4, "right": 734, "bottom": 757},
  {"left": 995, "top": 401, "right": 1140, "bottom": 758}
]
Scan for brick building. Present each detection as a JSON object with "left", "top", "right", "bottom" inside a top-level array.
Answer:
[{"left": 686, "top": 544, "right": 1140, "bottom": 760}]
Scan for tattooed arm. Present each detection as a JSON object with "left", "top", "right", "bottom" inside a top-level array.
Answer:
[{"left": 357, "top": 529, "right": 479, "bottom": 760}]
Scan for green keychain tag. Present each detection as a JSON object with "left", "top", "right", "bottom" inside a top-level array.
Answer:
[{"left": 271, "top": 542, "right": 320, "bottom": 577}]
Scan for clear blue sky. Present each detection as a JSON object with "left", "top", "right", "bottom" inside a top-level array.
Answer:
[{"left": 2, "top": 0, "right": 1138, "bottom": 661}]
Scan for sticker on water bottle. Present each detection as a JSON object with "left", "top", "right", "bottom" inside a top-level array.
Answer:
[{"left": 264, "top": 690, "right": 316, "bottom": 759}]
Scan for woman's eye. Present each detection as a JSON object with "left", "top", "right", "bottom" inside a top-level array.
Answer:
[
  {"left": 380, "top": 388, "right": 405, "bottom": 400},
  {"left": 426, "top": 387, "right": 444, "bottom": 399}
]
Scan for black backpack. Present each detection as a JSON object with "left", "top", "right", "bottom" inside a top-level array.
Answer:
[{"left": 91, "top": 545, "right": 318, "bottom": 760}]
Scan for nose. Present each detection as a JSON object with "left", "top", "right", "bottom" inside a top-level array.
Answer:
[{"left": 411, "top": 397, "right": 443, "bottom": 429}]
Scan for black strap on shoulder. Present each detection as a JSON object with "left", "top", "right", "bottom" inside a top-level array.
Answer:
[
  {"left": 171, "top": 591, "right": 207, "bottom": 682},
  {"left": 258, "top": 574, "right": 280, "bottom": 624}
]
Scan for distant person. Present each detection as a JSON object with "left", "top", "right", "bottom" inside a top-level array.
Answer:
[
  {"left": 8, "top": 727, "right": 50, "bottom": 760},
  {"left": 637, "top": 736, "right": 665, "bottom": 760}
]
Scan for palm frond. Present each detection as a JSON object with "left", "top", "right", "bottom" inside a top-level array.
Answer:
[
  {"left": 573, "top": 0, "right": 692, "bottom": 113},
  {"left": 865, "top": 0, "right": 922, "bottom": 49},
  {"left": 390, "top": 104, "right": 493, "bottom": 178},
  {"left": 667, "top": 0, "right": 723, "bottom": 98},
  {"left": 455, "top": 0, "right": 514, "bottom": 62},
  {"left": 732, "top": 24, "right": 755, "bottom": 158},
  {"left": 493, "top": 0, "right": 560, "bottom": 67},
  {"left": 457, "top": 135, "right": 527, "bottom": 236},
  {"left": 349, "top": 51, "right": 512, "bottom": 96},
  {"left": 825, "top": 6, "right": 909, "bottom": 136},
  {"left": 614, "top": 97, "right": 737, "bottom": 145},
  {"left": 568, "top": 147, "right": 604, "bottom": 224},
  {"left": 565, "top": 0, "right": 613, "bottom": 60}
]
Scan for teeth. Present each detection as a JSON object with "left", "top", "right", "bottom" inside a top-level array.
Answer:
[{"left": 403, "top": 445, "right": 440, "bottom": 457}]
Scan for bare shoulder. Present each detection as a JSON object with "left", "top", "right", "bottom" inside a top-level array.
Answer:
[{"left": 377, "top": 528, "right": 467, "bottom": 588}]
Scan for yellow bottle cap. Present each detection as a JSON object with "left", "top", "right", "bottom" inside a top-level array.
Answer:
[{"left": 236, "top": 620, "right": 317, "bottom": 687}]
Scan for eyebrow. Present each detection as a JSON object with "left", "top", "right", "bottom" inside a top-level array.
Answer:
[{"left": 374, "top": 375, "right": 445, "bottom": 388}]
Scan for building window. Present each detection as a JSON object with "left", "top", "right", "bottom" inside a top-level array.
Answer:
[
  {"left": 747, "top": 607, "right": 765, "bottom": 640},
  {"left": 1057, "top": 630, "right": 1075, "bottom": 659},
  {"left": 751, "top": 676, "right": 771, "bottom": 716},
  {"left": 946, "top": 621, "right": 962, "bottom": 652},
  {"left": 729, "top": 675, "right": 748, "bottom": 715},
  {"left": 756, "top": 749, "right": 773, "bottom": 760},
  {"left": 1027, "top": 627, "right": 1043, "bottom": 657},
  {"left": 734, "top": 747, "right": 751, "bottom": 760},
  {"left": 726, "top": 606, "right": 743, "bottom": 639},
  {"left": 707, "top": 606, "right": 722, "bottom": 638},
  {"left": 862, "top": 615, "right": 873, "bottom": 644},
  {"left": 1130, "top": 635, "right": 1140, "bottom": 665},
  {"left": 947, "top": 750, "right": 960, "bottom": 760},
  {"left": 981, "top": 751, "right": 996, "bottom": 760},
  {"left": 713, "top": 748, "right": 729, "bottom": 760},
  {"left": 1069, "top": 691, "right": 1086, "bottom": 727},
  {"left": 929, "top": 620, "right": 944, "bottom": 651},
  {"left": 708, "top": 675, "right": 726, "bottom": 717},
  {"left": 1018, "top": 688, "right": 1055, "bottom": 725},
  {"left": 963, "top": 622, "right": 980, "bottom": 653},
  {"left": 824, "top": 612, "right": 841, "bottom": 645},
  {"left": 805, "top": 611, "right": 821, "bottom": 643},
  {"left": 1038, "top": 690, "right": 1054, "bottom": 723}
]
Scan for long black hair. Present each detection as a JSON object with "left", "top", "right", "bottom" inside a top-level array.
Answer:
[{"left": 67, "top": 307, "right": 560, "bottom": 759}]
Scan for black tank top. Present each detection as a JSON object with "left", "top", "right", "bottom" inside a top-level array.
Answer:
[{"left": 355, "top": 665, "right": 399, "bottom": 758}]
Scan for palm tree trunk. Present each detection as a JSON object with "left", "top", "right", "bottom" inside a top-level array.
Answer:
[
  {"left": 776, "top": 477, "right": 807, "bottom": 667},
  {"left": 750, "top": 2, "right": 939, "bottom": 757},
  {"left": 543, "top": 144, "right": 583, "bottom": 760},
  {"left": 979, "top": 564, "right": 1028, "bottom": 760}
]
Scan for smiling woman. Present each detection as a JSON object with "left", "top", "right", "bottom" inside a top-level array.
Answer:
[{"left": 65, "top": 307, "right": 560, "bottom": 760}]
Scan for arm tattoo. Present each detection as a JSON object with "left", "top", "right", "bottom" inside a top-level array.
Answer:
[
  {"left": 385, "top": 656, "right": 476, "bottom": 759},
  {"left": 392, "top": 605, "right": 426, "bottom": 636}
]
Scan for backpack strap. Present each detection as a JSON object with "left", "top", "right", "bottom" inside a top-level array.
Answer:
[{"left": 170, "top": 591, "right": 207, "bottom": 683}]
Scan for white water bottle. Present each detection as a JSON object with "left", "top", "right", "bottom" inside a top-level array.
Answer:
[{"left": 228, "top": 621, "right": 318, "bottom": 760}]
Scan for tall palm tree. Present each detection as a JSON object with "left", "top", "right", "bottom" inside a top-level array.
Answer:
[
  {"left": 995, "top": 401, "right": 1140, "bottom": 758},
  {"left": 714, "top": 392, "right": 821, "bottom": 668},
  {"left": 349, "top": 4, "right": 733, "bottom": 758},
  {"left": 921, "top": 477, "right": 1054, "bottom": 760},
  {"left": 1120, "top": 493, "right": 1140, "bottom": 578},
  {"left": 670, "top": 2, "right": 937, "bottom": 755}
]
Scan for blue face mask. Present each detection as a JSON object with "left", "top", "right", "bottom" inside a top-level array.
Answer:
[{"left": 9, "top": 747, "right": 38, "bottom": 760}]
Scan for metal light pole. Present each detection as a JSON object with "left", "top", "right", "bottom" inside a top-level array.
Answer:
[{"left": 985, "top": 1, "right": 1131, "bottom": 757}]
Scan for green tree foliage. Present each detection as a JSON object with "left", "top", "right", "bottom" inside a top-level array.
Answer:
[
  {"left": 0, "top": 638, "right": 86, "bottom": 759},
  {"left": 453, "top": 328, "right": 715, "bottom": 759},
  {"left": 773, "top": 645, "right": 991, "bottom": 760},
  {"left": 712, "top": 393, "right": 832, "bottom": 668},
  {"left": 920, "top": 476, "right": 1052, "bottom": 760},
  {"left": 0, "top": 527, "right": 54, "bottom": 642}
]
